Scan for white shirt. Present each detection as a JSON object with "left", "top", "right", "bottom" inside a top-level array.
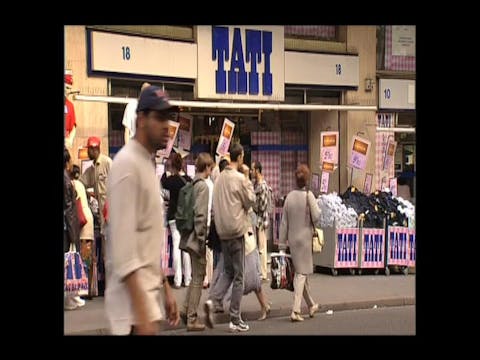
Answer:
[
  {"left": 122, "top": 100, "right": 138, "bottom": 138},
  {"left": 106, "top": 139, "right": 166, "bottom": 335},
  {"left": 205, "top": 176, "right": 214, "bottom": 228}
]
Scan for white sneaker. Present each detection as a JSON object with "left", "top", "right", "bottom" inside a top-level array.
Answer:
[
  {"left": 73, "top": 296, "right": 86, "bottom": 307},
  {"left": 229, "top": 320, "right": 249, "bottom": 332},
  {"left": 64, "top": 298, "right": 78, "bottom": 311}
]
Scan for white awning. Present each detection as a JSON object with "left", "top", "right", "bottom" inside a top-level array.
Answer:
[{"left": 73, "top": 94, "right": 377, "bottom": 112}]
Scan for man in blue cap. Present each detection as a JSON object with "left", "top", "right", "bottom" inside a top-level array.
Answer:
[{"left": 106, "top": 86, "right": 180, "bottom": 335}]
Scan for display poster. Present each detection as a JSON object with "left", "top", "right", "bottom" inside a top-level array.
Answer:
[
  {"left": 216, "top": 118, "right": 235, "bottom": 156},
  {"left": 157, "top": 120, "right": 180, "bottom": 159},
  {"left": 320, "top": 131, "right": 339, "bottom": 164},
  {"left": 322, "top": 162, "right": 335, "bottom": 173},
  {"left": 349, "top": 136, "right": 371, "bottom": 170},
  {"left": 177, "top": 114, "right": 192, "bottom": 150},
  {"left": 389, "top": 177, "right": 398, "bottom": 196},
  {"left": 363, "top": 173, "right": 373, "bottom": 194},
  {"left": 383, "top": 138, "right": 397, "bottom": 171},
  {"left": 320, "top": 172, "right": 330, "bottom": 193},
  {"left": 187, "top": 164, "right": 196, "bottom": 178},
  {"left": 78, "top": 147, "right": 89, "bottom": 160}
]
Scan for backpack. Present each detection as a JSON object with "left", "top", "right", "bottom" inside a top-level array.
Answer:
[{"left": 175, "top": 178, "right": 201, "bottom": 236}]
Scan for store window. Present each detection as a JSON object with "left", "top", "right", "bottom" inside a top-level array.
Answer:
[
  {"left": 108, "top": 78, "right": 194, "bottom": 157},
  {"left": 377, "top": 25, "right": 416, "bottom": 72},
  {"left": 285, "top": 25, "right": 337, "bottom": 41},
  {"left": 394, "top": 112, "right": 416, "bottom": 202}
]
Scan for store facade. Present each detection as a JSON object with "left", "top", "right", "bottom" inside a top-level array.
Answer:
[{"left": 65, "top": 25, "right": 382, "bottom": 201}]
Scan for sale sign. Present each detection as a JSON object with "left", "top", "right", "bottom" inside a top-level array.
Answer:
[
  {"left": 383, "top": 138, "right": 397, "bottom": 171},
  {"left": 349, "top": 136, "right": 371, "bottom": 170},
  {"left": 157, "top": 120, "right": 180, "bottom": 159},
  {"left": 320, "top": 171, "right": 330, "bottom": 193},
  {"left": 320, "top": 131, "right": 339, "bottom": 164},
  {"left": 216, "top": 118, "right": 235, "bottom": 156}
]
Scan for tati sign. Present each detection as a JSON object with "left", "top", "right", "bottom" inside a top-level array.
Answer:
[
  {"left": 349, "top": 136, "right": 371, "bottom": 170},
  {"left": 320, "top": 131, "right": 339, "bottom": 164}
]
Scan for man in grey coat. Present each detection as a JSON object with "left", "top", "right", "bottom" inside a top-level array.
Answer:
[
  {"left": 204, "top": 143, "right": 255, "bottom": 332},
  {"left": 180, "top": 153, "right": 213, "bottom": 331}
]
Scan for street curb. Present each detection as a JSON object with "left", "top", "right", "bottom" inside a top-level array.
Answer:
[{"left": 65, "top": 297, "right": 415, "bottom": 335}]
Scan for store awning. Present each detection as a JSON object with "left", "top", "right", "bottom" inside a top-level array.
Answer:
[{"left": 73, "top": 94, "right": 377, "bottom": 112}]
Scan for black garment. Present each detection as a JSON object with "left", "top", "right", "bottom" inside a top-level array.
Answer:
[
  {"left": 160, "top": 173, "right": 192, "bottom": 220},
  {"left": 64, "top": 169, "right": 80, "bottom": 252}
]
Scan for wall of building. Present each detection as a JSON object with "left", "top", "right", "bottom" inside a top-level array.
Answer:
[
  {"left": 65, "top": 26, "right": 108, "bottom": 164},
  {"left": 339, "top": 26, "right": 377, "bottom": 192}
]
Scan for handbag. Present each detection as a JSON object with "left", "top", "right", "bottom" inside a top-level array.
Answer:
[
  {"left": 307, "top": 191, "right": 324, "bottom": 253},
  {"left": 65, "top": 243, "right": 89, "bottom": 294},
  {"left": 270, "top": 252, "right": 294, "bottom": 291},
  {"left": 76, "top": 197, "right": 87, "bottom": 228}
]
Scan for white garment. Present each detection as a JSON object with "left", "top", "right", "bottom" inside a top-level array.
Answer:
[
  {"left": 168, "top": 220, "right": 192, "bottom": 287},
  {"left": 205, "top": 177, "right": 214, "bottom": 227},
  {"left": 122, "top": 100, "right": 138, "bottom": 139}
]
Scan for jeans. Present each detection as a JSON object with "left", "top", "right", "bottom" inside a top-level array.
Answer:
[{"left": 210, "top": 236, "right": 245, "bottom": 323}]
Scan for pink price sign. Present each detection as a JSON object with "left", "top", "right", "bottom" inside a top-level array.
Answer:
[{"left": 349, "top": 136, "right": 371, "bottom": 170}]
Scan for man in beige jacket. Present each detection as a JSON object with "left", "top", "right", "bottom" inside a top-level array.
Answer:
[{"left": 205, "top": 143, "right": 255, "bottom": 332}]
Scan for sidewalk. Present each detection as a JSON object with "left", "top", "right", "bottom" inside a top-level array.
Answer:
[{"left": 64, "top": 271, "right": 415, "bottom": 335}]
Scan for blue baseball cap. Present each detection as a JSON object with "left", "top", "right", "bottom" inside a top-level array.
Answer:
[{"left": 136, "top": 86, "right": 179, "bottom": 113}]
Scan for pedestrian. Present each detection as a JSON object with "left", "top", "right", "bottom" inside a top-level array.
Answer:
[
  {"left": 204, "top": 143, "right": 255, "bottom": 332},
  {"left": 80, "top": 136, "right": 112, "bottom": 268},
  {"left": 161, "top": 152, "right": 193, "bottom": 288},
  {"left": 70, "top": 164, "right": 96, "bottom": 300},
  {"left": 279, "top": 164, "right": 321, "bottom": 322},
  {"left": 106, "top": 86, "right": 180, "bottom": 335},
  {"left": 64, "top": 147, "right": 81, "bottom": 310},
  {"left": 179, "top": 153, "right": 213, "bottom": 331},
  {"left": 251, "top": 161, "right": 270, "bottom": 280}
]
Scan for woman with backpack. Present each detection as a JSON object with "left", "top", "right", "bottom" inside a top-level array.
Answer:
[{"left": 161, "top": 152, "right": 192, "bottom": 288}]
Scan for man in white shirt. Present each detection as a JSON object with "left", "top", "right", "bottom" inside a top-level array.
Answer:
[{"left": 106, "top": 86, "right": 180, "bottom": 335}]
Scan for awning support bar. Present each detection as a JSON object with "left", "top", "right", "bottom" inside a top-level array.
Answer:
[{"left": 73, "top": 94, "right": 377, "bottom": 112}]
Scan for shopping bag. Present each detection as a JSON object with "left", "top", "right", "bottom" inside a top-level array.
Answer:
[
  {"left": 270, "top": 252, "right": 294, "bottom": 291},
  {"left": 65, "top": 243, "right": 89, "bottom": 294}
]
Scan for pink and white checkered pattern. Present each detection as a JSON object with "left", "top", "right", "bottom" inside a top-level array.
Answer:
[
  {"left": 360, "top": 228, "right": 385, "bottom": 268},
  {"left": 384, "top": 26, "right": 416, "bottom": 72},
  {"left": 334, "top": 228, "right": 360, "bottom": 268},
  {"left": 387, "top": 226, "right": 409, "bottom": 266},
  {"left": 375, "top": 132, "right": 395, "bottom": 191},
  {"left": 251, "top": 131, "right": 281, "bottom": 200},
  {"left": 251, "top": 131, "right": 281, "bottom": 145},
  {"left": 284, "top": 25, "right": 336, "bottom": 40},
  {"left": 281, "top": 151, "right": 296, "bottom": 196},
  {"left": 109, "top": 130, "right": 124, "bottom": 147},
  {"left": 408, "top": 228, "right": 415, "bottom": 267}
]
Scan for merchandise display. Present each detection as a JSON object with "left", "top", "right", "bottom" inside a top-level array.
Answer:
[{"left": 317, "top": 192, "right": 358, "bottom": 228}]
